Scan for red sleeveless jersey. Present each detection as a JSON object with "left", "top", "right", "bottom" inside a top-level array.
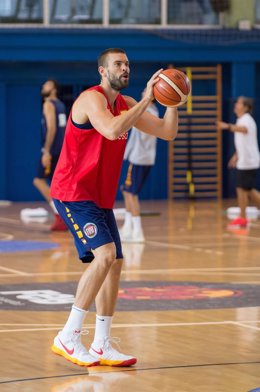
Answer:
[{"left": 50, "top": 85, "right": 129, "bottom": 208}]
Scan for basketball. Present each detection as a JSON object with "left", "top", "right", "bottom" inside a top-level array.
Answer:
[{"left": 153, "top": 68, "right": 191, "bottom": 107}]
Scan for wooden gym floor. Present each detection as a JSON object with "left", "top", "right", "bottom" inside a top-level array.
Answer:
[{"left": 0, "top": 199, "right": 260, "bottom": 392}]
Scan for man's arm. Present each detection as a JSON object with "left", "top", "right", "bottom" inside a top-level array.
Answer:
[
  {"left": 42, "top": 101, "right": 56, "bottom": 167},
  {"left": 79, "top": 91, "right": 151, "bottom": 140},
  {"left": 125, "top": 96, "right": 178, "bottom": 141},
  {"left": 217, "top": 121, "right": 248, "bottom": 134},
  {"left": 72, "top": 70, "right": 163, "bottom": 141}
]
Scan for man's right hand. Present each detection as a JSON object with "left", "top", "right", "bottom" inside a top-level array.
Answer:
[
  {"left": 144, "top": 69, "right": 163, "bottom": 102},
  {"left": 228, "top": 154, "right": 237, "bottom": 168},
  {"left": 42, "top": 150, "right": 52, "bottom": 168}
]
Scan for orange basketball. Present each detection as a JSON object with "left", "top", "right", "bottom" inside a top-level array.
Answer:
[{"left": 153, "top": 68, "right": 191, "bottom": 107}]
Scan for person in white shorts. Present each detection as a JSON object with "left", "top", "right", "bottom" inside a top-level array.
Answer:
[{"left": 218, "top": 96, "right": 260, "bottom": 228}]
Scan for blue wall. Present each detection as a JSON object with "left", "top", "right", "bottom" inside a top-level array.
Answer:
[{"left": 1, "top": 28, "right": 260, "bottom": 201}]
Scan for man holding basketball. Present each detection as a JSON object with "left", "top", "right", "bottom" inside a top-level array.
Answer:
[{"left": 50, "top": 48, "right": 179, "bottom": 367}]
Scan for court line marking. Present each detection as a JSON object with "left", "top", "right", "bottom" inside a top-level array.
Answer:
[
  {"left": 2, "top": 215, "right": 259, "bottom": 240},
  {"left": 0, "top": 265, "right": 30, "bottom": 275},
  {"left": 0, "top": 271, "right": 260, "bottom": 278},
  {"left": 124, "top": 271, "right": 260, "bottom": 276},
  {"left": 231, "top": 322, "right": 260, "bottom": 331},
  {"left": 149, "top": 234, "right": 260, "bottom": 243},
  {"left": 147, "top": 241, "right": 224, "bottom": 254},
  {"left": 0, "top": 320, "right": 259, "bottom": 333},
  {"left": 146, "top": 241, "right": 190, "bottom": 250},
  {"left": 0, "top": 327, "right": 64, "bottom": 333},
  {"left": 0, "top": 221, "right": 258, "bottom": 258},
  {"left": 0, "top": 321, "right": 230, "bottom": 333},
  {"left": 0, "top": 217, "right": 50, "bottom": 230},
  {"left": 233, "top": 281, "right": 260, "bottom": 284},
  {"left": 146, "top": 240, "right": 246, "bottom": 256},
  {"left": 0, "top": 217, "right": 21, "bottom": 224},
  {"left": 2, "top": 360, "right": 260, "bottom": 385},
  {"left": 0, "top": 232, "right": 14, "bottom": 240},
  {"left": 1, "top": 266, "right": 260, "bottom": 278}
]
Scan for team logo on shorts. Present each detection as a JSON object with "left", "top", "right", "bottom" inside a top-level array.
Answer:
[{"left": 83, "top": 222, "right": 98, "bottom": 238}]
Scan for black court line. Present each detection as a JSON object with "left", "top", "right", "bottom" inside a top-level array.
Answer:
[{"left": 1, "top": 361, "right": 260, "bottom": 384}]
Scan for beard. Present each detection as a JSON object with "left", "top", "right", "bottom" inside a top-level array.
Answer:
[
  {"left": 107, "top": 71, "right": 129, "bottom": 91},
  {"left": 41, "top": 89, "right": 52, "bottom": 98}
]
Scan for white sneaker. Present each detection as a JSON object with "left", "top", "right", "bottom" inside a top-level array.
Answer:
[
  {"left": 119, "top": 227, "right": 133, "bottom": 242},
  {"left": 122, "top": 229, "right": 145, "bottom": 243},
  {"left": 119, "top": 226, "right": 132, "bottom": 236},
  {"left": 89, "top": 337, "right": 137, "bottom": 367},
  {"left": 132, "top": 229, "right": 145, "bottom": 243},
  {"left": 51, "top": 330, "right": 100, "bottom": 367}
]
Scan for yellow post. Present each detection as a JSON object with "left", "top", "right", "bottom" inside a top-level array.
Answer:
[{"left": 185, "top": 67, "right": 195, "bottom": 198}]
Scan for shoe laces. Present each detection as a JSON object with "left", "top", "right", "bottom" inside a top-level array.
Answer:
[
  {"left": 71, "top": 328, "right": 89, "bottom": 342},
  {"left": 102, "top": 336, "right": 121, "bottom": 351},
  {"left": 70, "top": 329, "right": 90, "bottom": 355}
]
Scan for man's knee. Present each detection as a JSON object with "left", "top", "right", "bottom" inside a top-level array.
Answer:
[{"left": 95, "top": 243, "right": 117, "bottom": 268}]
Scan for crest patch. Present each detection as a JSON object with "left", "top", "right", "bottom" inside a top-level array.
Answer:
[{"left": 83, "top": 222, "right": 98, "bottom": 238}]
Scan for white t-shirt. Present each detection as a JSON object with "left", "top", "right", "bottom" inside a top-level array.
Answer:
[
  {"left": 124, "top": 103, "right": 159, "bottom": 165},
  {"left": 234, "top": 112, "right": 260, "bottom": 169}
]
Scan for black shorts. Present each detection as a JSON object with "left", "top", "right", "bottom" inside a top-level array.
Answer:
[
  {"left": 236, "top": 169, "right": 258, "bottom": 190},
  {"left": 122, "top": 163, "right": 151, "bottom": 195},
  {"left": 35, "top": 153, "right": 60, "bottom": 180}
]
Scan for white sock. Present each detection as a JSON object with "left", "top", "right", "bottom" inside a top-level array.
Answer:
[
  {"left": 49, "top": 200, "right": 58, "bottom": 214},
  {"left": 132, "top": 216, "right": 142, "bottom": 232},
  {"left": 93, "top": 315, "right": 113, "bottom": 345},
  {"left": 60, "top": 305, "right": 88, "bottom": 338},
  {"left": 122, "top": 211, "right": 132, "bottom": 231}
]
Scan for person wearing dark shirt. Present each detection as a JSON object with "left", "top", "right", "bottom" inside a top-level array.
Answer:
[{"left": 33, "top": 79, "right": 67, "bottom": 231}]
